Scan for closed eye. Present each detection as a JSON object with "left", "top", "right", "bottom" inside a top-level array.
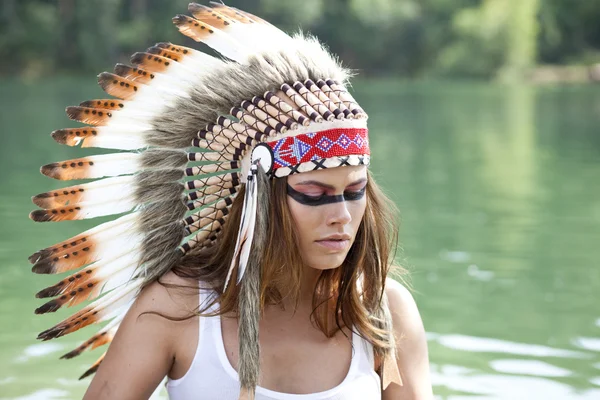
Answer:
[{"left": 343, "top": 187, "right": 366, "bottom": 201}]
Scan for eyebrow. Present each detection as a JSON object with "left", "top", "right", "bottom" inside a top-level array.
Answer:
[{"left": 294, "top": 178, "right": 368, "bottom": 190}]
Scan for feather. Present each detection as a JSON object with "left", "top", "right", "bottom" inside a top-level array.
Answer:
[
  {"left": 130, "top": 52, "right": 173, "bottom": 74},
  {"left": 79, "top": 99, "right": 125, "bottom": 110},
  {"left": 30, "top": 196, "right": 137, "bottom": 222},
  {"left": 98, "top": 72, "right": 143, "bottom": 100},
  {"left": 66, "top": 106, "right": 114, "bottom": 126},
  {"left": 237, "top": 168, "right": 258, "bottom": 284},
  {"left": 225, "top": 173, "right": 254, "bottom": 290},
  {"left": 154, "top": 42, "right": 196, "bottom": 55},
  {"left": 37, "top": 281, "right": 139, "bottom": 341},
  {"left": 61, "top": 316, "right": 121, "bottom": 359},
  {"left": 52, "top": 126, "right": 146, "bottom": 150},
  {"left": 50, "top": 127, "right": 97, "bottom": 147},
  {"left": 29, "top": 213, "right": 139, "bottom": 272},
  {"left": 113, "top": 63, "right": 155, "bottom": 84},
  {"left": 172, "top": 14, "right": 249, "bottom": 62},
  {"left": 32, "top": 175, "right": 136, "bottom": 209},
  {"left": 31, "top": 232, "right": 142, "bottom": 276},
  {"left": 208, "top": 2, "right": 291, "bottom": 54},
  {"left": 209, "top": 2, "right": 254, "bottom": 24},
  {"left": 79, "top": 352, "right": 106, "bottom": 380},
  {"left": 40, "top": 153, "right": 140, "bottom": 180},
  {"left": 146, "top": 46, "right": 184, "bottom": 63},
  {"left": 188, "top": 4, "right": 234, "bottom": 26}
]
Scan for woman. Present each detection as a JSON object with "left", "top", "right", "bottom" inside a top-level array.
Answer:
[{"left": 29, "top": 3, "right": 432, "bottom": 399}]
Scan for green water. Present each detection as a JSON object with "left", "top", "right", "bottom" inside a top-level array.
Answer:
[{"left": 0, "top": 78, "right": 599, "bottom": 399}]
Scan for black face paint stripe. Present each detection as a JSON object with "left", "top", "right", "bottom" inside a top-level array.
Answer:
[{"left": 286, "top": 184, "right": 366, "bottom": 206}]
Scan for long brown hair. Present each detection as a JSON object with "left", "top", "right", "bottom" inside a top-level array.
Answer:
[{"left": 171, "top": 169, "right": 403, "bottom": 351}]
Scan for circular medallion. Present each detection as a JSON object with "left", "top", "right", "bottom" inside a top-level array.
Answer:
[{"left": 251, "top": 143, "right": 274, "bottom": 175}]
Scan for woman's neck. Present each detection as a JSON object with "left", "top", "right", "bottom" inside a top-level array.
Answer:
[{"left": 267, "top": 267, "right": 324, "bottom": 316}]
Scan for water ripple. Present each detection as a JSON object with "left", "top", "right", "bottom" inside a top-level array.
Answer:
[
  {"left": 489, "top": 359, "right": 572, "bottom": 377},
  {"left": 434, "top": 333, "right": 590, "bottom": 358}
]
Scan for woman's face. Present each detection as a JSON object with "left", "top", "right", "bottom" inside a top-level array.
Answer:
[{"left": 286, "top": 165, "right": 368, "bottom": 271}]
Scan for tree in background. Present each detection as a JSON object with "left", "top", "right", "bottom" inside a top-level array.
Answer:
[{"left": 0, "top": 0, "right": 599, "bottom": 80}]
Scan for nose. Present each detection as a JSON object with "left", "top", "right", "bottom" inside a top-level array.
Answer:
[{"left": 325, "top": 200, "right": 352, "bottom": 226}]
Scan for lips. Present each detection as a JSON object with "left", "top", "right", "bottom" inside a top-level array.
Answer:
[{"left": 315, "top": 234, "right": 351, "bottom": 251}]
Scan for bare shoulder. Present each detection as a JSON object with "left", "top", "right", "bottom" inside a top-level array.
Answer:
[
  {"left": 385, "top": 277, "right": 420, "bottom": 319},
  {"left": 132, "top": 270, "right": 200, "bottom": 320},
  {"left": 382, "top": 276, "right": 433, "bottom": 400},
  {"left": 384, "top": 276, "right": 427, "bottom": 358},
  {"left": 84, "top": 272, "right": 200, "bottom": 398}
]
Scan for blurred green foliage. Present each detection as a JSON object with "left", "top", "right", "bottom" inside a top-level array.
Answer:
[{"left": 1, "top": 0, "right": 599, "bottom": 80}]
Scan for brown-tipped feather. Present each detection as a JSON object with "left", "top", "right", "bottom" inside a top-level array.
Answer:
[
  {"left": 154, "top": 42, "right": 194, "bottom": 56},
  {"left": 209, "top": 2, "right": 254, "bottom": 23},
  {"left": 146, "top": 46, "right": 183, "bottom": 62},
  {"left": 31, "top": 241, "right": 98, "bottom": 274},
  {"left": 97, "top": 72, "right": 140, "bottom": 100},
  {"left": 30, "top": 205, "right": 85, "bottom": 222},
  {"left": 32, "top": 183, "right": 87, "bottom": 208},
  {"left": 36, "top": 268, "right": 98, "bottom": 298},
  {"left": 66, "top": 106, "right": 114, "bottom": 126},
  {"left": 62, "top": 328, "right": 114, "bottom": 360},
  {"left": 29, "top": 250, "right": 47, "bottom": 264},
  {"left": 37, "top": 306, "right": 99, "bottom": 340},
  {"left": 29, "top": 231, "right": 93, "bottom": 267},
  {"left": 39, "top": 156, "right": 96, "bottom": 181},
  {"left": 79, "top": 353, "right": 105, "bottom": 380},
  {"left": 188, "top": 3, "right": 234, "bottom": 28},
  {"left": 51, "top": 128, "right": 100, "bottom": 147},
  {"left": 113, "top": 64, "right": 154, "bottom": 84},
  {"left": 172, "top": 14, "right": 218, "bottom": 42},
  {"left": 231, "top": 6, "right": 270, "bottom": 24},
  {"left": 80, "top": 99, "right": 125, "bottom": 110},
  {"left": 35, "top": 277, "right": 101, "bottom": 314},
  {"left": 130, "top": 52, "right": 171, "bottom": 73}
]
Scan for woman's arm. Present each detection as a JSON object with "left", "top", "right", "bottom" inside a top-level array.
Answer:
[
  {"left": 382, "top": 278, "right": 433, "bottom": 400},
  {"left": 83, "top": 272, "right": 197, "bottom": 400}
]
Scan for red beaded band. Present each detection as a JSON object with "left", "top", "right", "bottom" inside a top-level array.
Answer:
[{"left": 266, "top": 128, "right": 369, "bottom": 170}]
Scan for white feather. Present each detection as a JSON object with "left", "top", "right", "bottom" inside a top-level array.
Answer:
[
  {"left": 77, "top": 176, "right": 137, "bottom": 204},
  {"left": 75, "top": 197, "right": 137, "bottom": 219},
  {"left": 236, "top": 168, "right": 258, "bottom": 284},
  {"left": 202, "top": 27, "right": 252, "bottom": 62},
  {"left": 81, "top": 134, "right": 147, "bottom": 150},
  {"left": 87, "top": 153, "right": 141, "bottom": 178},
  {"left": 94, "top": 279, "right": 142, "bottom": 322}
]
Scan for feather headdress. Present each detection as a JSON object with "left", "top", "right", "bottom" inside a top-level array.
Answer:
[{"left": 29, "top": 2, "right": 400, "bottom": 397}]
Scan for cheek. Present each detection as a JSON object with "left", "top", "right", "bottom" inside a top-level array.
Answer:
[
  {"left": 349, "top": 198, "right": 367, "bottom": 229},
  {"left": 287, "top": 197, "right": 322, "bottom": 240}
]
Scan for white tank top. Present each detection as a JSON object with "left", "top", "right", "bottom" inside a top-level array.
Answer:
[{"left": 166, "top": 286, "right": 381, "bottom": 400}]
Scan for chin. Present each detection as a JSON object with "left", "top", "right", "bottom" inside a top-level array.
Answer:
[{"left": 305, "top": 253, "right": 349, "bottom": 271}]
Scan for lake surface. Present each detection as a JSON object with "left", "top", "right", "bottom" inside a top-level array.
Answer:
[{"left": 0, "top": 78, "right": 599, "bottom": 399}]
